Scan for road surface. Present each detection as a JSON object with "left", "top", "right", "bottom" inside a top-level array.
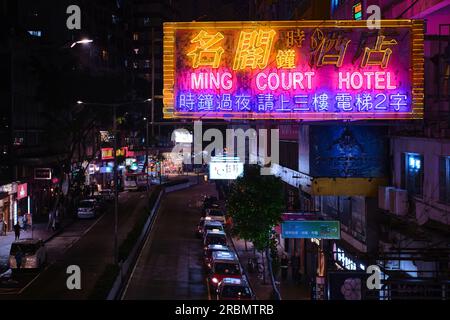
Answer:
[{"left": 122, "top": 182, "right": 217, "bottom": 300}]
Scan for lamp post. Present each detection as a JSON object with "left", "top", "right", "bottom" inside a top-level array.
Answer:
[{"left": 70, "top": 38, "right": 94, "bottom": 48}]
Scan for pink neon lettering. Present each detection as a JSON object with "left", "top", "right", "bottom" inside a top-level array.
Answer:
[
  {"left": 256, "top": 73, "right": 267, "bottom": 90},
  {"left": 351, "top": 72, "right": 363, "bottom": 90},
  {"left": 268, "top": 73, "right": 280, "bottom": 91},
  {"left": 305, "top": 72, "right": 314, "bottom": 90},
  {"left": 339, "top": 72, "right": 350, "bottom": 90},
  {"left": 190, "top": 72, "right": 234, "bottom": 90},
  {"left": 386, "top": 72, "right": 396, "bottom": 89},
  {"left": 365, "top": 72, "right": 374, "bottom": 90},
  {"left": 222, "top": 72, "right": 232, "bottom": 90},
  {"left": 375, "top": 72, "right": 385, "bottom": 89}
]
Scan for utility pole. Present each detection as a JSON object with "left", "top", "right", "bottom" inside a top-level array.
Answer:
[
  {"left": 113, "top": 104, "right": 118, "bottom": 265},
  {"left": 145, "top": 109, "right": 150, "bottom": 194},
  {"left": 151, "top": 27, "right": 155, "bottom": 138}
]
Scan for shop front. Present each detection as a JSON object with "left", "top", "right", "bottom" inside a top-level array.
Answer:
[
  {"left": 0, "top": 183, "right": 16, "bottom": 233},
  {"left": 0, "top": 192, "right": 11, "bottom": 234}
]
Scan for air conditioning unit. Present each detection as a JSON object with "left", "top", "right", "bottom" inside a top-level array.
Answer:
[
  {"left": 378, "top": 186, "right": 395, "bottom": 210},
  {"left": 390, "top": 189, "right": 408, "bottom": 216}
]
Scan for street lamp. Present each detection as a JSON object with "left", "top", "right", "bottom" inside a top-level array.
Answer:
[{"left": 70, "top": 39, "right": 94, "bottom": 48}]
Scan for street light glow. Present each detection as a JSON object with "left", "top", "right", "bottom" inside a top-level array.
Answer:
[
  {"left": 77, "top": 100, "right": 83, "bottom": 104},
  {"left": 70, "top": 39, "right": 94, "bottom": 48}
]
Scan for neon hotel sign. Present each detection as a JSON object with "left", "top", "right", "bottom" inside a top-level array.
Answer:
[{"left": 163, "top": 20, "right": 424, "bottom": 120}]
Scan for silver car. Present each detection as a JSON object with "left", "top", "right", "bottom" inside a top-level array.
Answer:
[
  {"left": 9, "top": 239, "right": 47, "bottom": 270},
  {"left": 77, "top": 199, "right": 99, "bottom": 219}
]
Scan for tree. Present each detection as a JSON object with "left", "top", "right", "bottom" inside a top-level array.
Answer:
[
  {"left": 226, "top": 165, "right": 284, "bottom": 299},
  {"left": 31, "top": 47, "right": 129, "bottom": 216}
]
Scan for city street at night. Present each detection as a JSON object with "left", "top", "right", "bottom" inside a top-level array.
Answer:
[{"left": 1, "top": 190, "right": 151, "bottom": 299}]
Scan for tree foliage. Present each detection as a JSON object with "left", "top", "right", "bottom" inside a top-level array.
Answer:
[{"left": 226, "top": 165, "right": 284, "bottom": 251}]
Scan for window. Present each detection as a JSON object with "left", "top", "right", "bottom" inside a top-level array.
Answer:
[
  {"left": 133, "top": 33, "right": 139, "bottom": 41},
  {"left": 101, "top": 50, "right": 108, "bottom": 61},
  {"left": 279, "top": 141, "right": 298, "bottom": 171},
  {"left": 27, "top": 31, "right": 42, "bottom": 37},
  {"left": 402, "top": 153, "right": 424, "bottom": 196},
  {"left": 439, "top": 156, "right": 450, "bottom": 204}
]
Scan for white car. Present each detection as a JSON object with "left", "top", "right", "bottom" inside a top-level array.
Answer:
[
  {"left": 9, "top": 239, "right": 47, "bottom": 270},
  {"left": 205, "top": 208, "right": 226, "bottom": 224}
]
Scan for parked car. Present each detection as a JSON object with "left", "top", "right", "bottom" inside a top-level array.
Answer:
[
  {"left": 204, "top": 244, "right": 231, "bottom": 269},
  {"left": 196, "top": 217, "right": 212, "bottom": 238},
  {"left": 77, "top": 199, "right": 99, "bottom": 219},
  {"left": 205, "top": 209, "right": 226, "bottom": 224},
  {"left": 9, "top": 239, "right": 47, "bottom": 270},
  {"left": 208, "top": 251, "right": 242, "bottom": 289},
  {"left": 203, "top": 229, "right": 227, "bottom": 250},
  {"left": 202, "top": 220, "right": 224, "bottom": 236},
  {"left": 216, "top": 277, "right": 255, "bottom": 300},
  {"left": 99, "top": 189, "right": 114, "bottom": 201},
  {"left": 202, "top": 196, "right": 219, "bottom": 215}
]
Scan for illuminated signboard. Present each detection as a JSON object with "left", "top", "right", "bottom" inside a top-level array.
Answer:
[
  {"left": 34, "top": 168, "right": 52, "bottom": 180},
  {"left": 17, "top": 183, "right": 28, "bottom": 200},
  {"left": 163, "top": 20, "right": 424, "bottom": 120},
  {"left": 352, "top": 2, "right": 362, "bottom": 20},
  {"left": 102, "top": 148, "right": 114, "bottom": 160},
  {"left": 101, "top": 147, "right": 128, "bottom": 160},
  {"left": 281, "top": 220, "right": 340, "bottom": 239},
  {"left": 209, "top": 156, "right": 244, "bottom": 180},
  {"left": 172, "top": 129, "right": 193, "bottom": 143}
]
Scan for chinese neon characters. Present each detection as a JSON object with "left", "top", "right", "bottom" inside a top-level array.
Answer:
[
  {"left": 360, "top": 35, "right": 398, "bottom": 68},
  {"left": 187, "top": 30, "right": 225, "bottom": 68},
  {"left": 232, "top": 29, "right": 276, "bottom": 70}
]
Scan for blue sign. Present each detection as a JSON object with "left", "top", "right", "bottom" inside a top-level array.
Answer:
[
  {"left": 281, "top": 220, "right": 340, "bottom": 239},
  {"left": 310, "top": 125, "right": 388, "bottom": 178}
]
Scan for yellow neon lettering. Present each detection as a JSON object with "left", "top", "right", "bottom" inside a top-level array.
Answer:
[
  {"left": 187, "top": 30, "right": 225, "bottom": 69},
  {"left": 360, "top": 35, "right": 398, "bottom": 69},
  {"left": 276, "top": 49, "right": 296, "bottom": 69},
  {"left": 233, "top": 29, "right": 276, "bottom": 70}
]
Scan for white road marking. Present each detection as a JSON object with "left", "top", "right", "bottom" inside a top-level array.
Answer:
[{"left": 17, "top": 213, "right": 108, "bottom": 295}]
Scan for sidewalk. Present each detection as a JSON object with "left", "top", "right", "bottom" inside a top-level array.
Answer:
[
  {"left": 0, "top": 219, "right": 74, "bottom": 274},
  {"left": 231, "top": 237, "right": 311, "bottom": 300}
]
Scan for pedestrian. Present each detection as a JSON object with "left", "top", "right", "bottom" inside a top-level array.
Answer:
[
  {"left": 13, "top": 223, "right": 21, "bottom": 241},
  {"left": 0, "top": 219, "right": 4, "bottom": 236},
  {"left": 22, "top": 215, "right": 27, "bottom": 231},
  {"left": 280, "top": 253, "right": 289, "bottom": 280},
  {"left": 15, "top": 247, "right": 23, "bottom": 269},
  {"left": 291, "top": 252, "right": 300, "bottom": 283},
  {"left": 47, "top": 209, "right": 53, "bottom": 230}
]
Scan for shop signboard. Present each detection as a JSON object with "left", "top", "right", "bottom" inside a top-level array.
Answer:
[
  {"left": 17, "top": 183, "right": 28, "bottom": 200},
  {"left": 209, "top": 156, "right": 244, "bottom": 180},
  {"left": 34, "top": 168, "right": 52, "bottom": 180},
  {"left": 281, "top": 220, "right": 340, "bottom": 239}
]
